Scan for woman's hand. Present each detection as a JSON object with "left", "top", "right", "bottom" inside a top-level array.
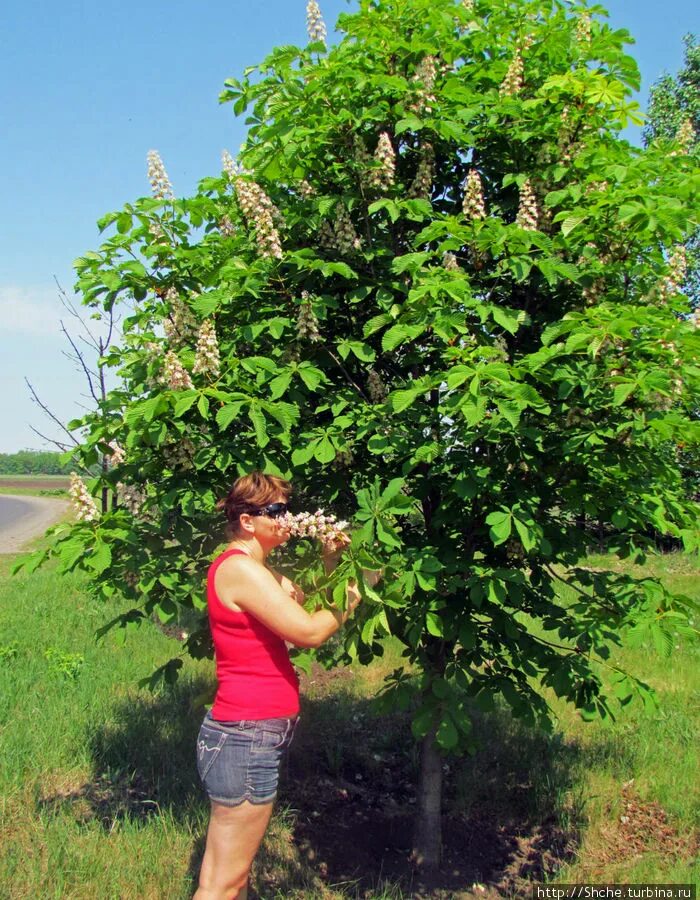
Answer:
[
  {"left": 321, "top": 531, "right": 351, "bottom": 571},
  {"left": 346, "top": 579, "right": 362, "bottom": 614}
]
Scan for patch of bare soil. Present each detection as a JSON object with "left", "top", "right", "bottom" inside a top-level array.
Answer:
[{"left": 592, "top": 781, "right": 698, "bottom": 872}]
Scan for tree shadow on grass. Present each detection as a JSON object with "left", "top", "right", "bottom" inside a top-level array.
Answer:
[
  {"left": 250, "top": 667, "right": 616, "bottom": 900},
  {"left": 34, "top": 665, "right": 631, "bottom": 899},
  {"left": 36, "top": 673, "right": 212, "bottom": 835}
]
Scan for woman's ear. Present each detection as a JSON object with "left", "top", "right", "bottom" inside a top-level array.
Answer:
[{"left": 238, "top": 512, "right": 256, "bottom": 535}]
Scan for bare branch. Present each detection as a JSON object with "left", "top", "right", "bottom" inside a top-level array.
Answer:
[
  {"left": 27, "top": 426, "right": 72, "bottom": 453},
  {"left": 59, "top": 320, "right": 100, "bottom": 404},
  {"left": 25, "top": 378, "right": 80, "bottom": 447}
]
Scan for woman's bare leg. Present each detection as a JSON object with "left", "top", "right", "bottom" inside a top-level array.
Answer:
[{"left": 194, "top": 799, "right": 274, "bottom": 900}]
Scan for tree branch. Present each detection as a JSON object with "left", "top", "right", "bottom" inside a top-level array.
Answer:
[
  {"left": 59, "top": 320, "right": 100, "bottom": 404},
  {"left": 322, "top": 345, "right": 369, "bottom": 400},
  {"left": 27, "top": 425, "right": 74, "bottom": 455},
  {"left": 25, "top": 378, "right": 80, "bottom": 447}
]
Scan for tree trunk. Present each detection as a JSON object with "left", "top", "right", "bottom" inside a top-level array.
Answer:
[{"left": 412, "top": 724, "right": 442, "bottom": 871}]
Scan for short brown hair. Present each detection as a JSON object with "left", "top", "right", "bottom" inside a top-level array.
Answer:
[{"left": 217, "top": 471, "right": 292, "bottom": 534}]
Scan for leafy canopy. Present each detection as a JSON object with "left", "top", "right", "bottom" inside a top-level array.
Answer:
[{"left": 19, "top": 0, "right": 700, "bottom": 750}]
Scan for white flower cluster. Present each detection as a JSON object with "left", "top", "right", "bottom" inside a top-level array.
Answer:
[
  {"left": 675, "top": 119, "right": 695, "bottom": 153},
  {"left": 124, "top": 571, "right": 139, "bottom": 589},
  {"left": 279, "top": 509, "right": 349, "bottom": 543},
  {"left": 306, "top": 0, "right": 327, "bottom": 44},
  {"left": 117, "top": 483, "right": 147, "bottom": 517},
  {"left": 147, "top": 150, "right": 174, "bottom": 201},
  {"left": 692, "top": 309, "right": 700, "bottom": 330},
  {"left": 219, "top": 216, "right": 235, "bottom": 237},
  {"left": 353, "top": 136, "right": 373, "bottom": 191},
  {"left": 457, "top": 0, "right": 476, "bottom": 32},
  {"left": 443, "top": 252, "right": 460, "bottom": 271},
  {"left": 367, "top": 369, "right": 388, "bottom": 402},
  {"left": 299, "top": 179, "right": 316, "bottom": 199},
  {"left": 69, "top": 473, "right": 100, "bottom": 523},
  {"left": 333, "top": 449, "right": 354, "bottom": 469},
  {"left": 297, "top": 292, "right": 321, "bottom": 342},
  {"left": 668, "top": 245, "right": 687, "bottom": 284},
  {"left": 161, "top": 351, "right": 194, "bottom": 391},
  {"left": 222, "top": 150, "right": 242, "bottom": 181},
  {"left": 335, "top": 205, "right": 362, "bottom": 253},
  {"left": 163, "top": 438, "right": 196, "bottom": 471},
  {"left": 516, "top": 179, "right": 539, "bottom": 230},
  {"left": 149, "top": 221, "right": 166, "bottom": 243},
  {"left": 408, "top": 143, "right": 435, "bottom": 201},
  {"left": 235, "top": 177, "right": 284, "bottom": 260},
  {"left": 370, "top": 133, "right": 396, "bottom": 191},
  {"left": 500, "top": 49, "right": 524, "bottom": 97},
  {"left": 575, "top": 11, "right": 592, "bottom": 44},
  {"left": 409, "top": 56, "right": 438, "bottom": 116},
  {"left": 579, "top": 245, "right": 612, "bottom": 305},
  {"left": 319, "top": 204, "right": 362, "bottom": 255},
  {"left": 163, "top": 287, "right": 198, "bottom": 347},
  {"left": 193, "top": 320, "right": 221, "bottom": 378},
  {"left": 658, "top": 245, "right": 688, "bottom": 303},
  {"left": 107, "top": 441, "right": 125, "bottom": 467},
  {"left": 586, "top": 180, "right": 609, "bottom": 194},
  {"left": 463, "top": 169, "right": 486, "bottom": 220}
]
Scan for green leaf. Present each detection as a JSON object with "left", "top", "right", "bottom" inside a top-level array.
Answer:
[
  {"left": 560, "top": 213, "right": 588, "bottom": 237},
  {"left": 249, "top": 405, "right": 270, "bottom": 448},
  {"left": 411, "top": 704, "right": 436, "bottom": 740},
  {"left": 86, "top": 540, "right": 112, "bottom": 575},
  {"left": 314, "top": 436, "right": 336, "bottom": 463},
  {"left": 297, "top": 365, "right": 324, "bottom": 391},
  {"left": 426, "top": 611, "right": 444, "bottom": 637},
  {"left": 173, "top": 391, "right": 198, "bottom": 418},
  {"left": 436, "top": 714, "right": 459, "bottom": 750},
  {"left": 269, "top": 371, "right": 293, "bottom": 399},
  {"left": 376, "top": 518, "right": 402, "bottom": 548},
  {"left": 391, "top": 386, "right": 424, "bottom": 414},
  {"left": 391, "top": 252, "right": 431, "bottom": 274},
  {"left": 513, "top": 516, "right": 536, "bottom": 552},
  {"left": 612, "top": 382, "right": 636, "bottom": 405},
  {"left": 368, "top": 199, "right": 401, "bottom": 222},
  {"left": 486, "top": 510, "right": 512, "bottom": 545},
  {"left": 382, "top": 323, "right": 425, "bottom": 352},
  {"left": 217, "top": 403, "right": 243, "bottom": 431},
  {"left": 363, "top": 313, "right": 393, "bottom": 337},
  {"left": 291, "top": 442, "right": 317, "bottom": 466},
  {"left": 496, "top": 401, "right": 522, "bottom": 428},
  {"left": 492, "top": 306, "right": 526, "bottom": 335}
]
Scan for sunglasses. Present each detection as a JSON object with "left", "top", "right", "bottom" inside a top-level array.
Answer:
[{"left": 249, "top": 502, "right": 290, "bottom": 519}]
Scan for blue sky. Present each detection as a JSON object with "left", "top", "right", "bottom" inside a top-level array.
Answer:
[{"left": 1, "top": 0, "right": 697, "bottom": 454}]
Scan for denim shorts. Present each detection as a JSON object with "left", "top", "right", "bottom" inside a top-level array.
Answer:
[{"left": 196, "top": 710, "right": 299, "bottom": 807}]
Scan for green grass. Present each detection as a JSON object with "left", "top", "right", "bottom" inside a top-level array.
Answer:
[{"left": 0, "top": 546, "right": 697, "bottom": 898}]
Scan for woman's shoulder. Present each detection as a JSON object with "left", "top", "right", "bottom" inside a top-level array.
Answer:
[{"left": 214, "top": 549, "right": 258, "bottom": 575}]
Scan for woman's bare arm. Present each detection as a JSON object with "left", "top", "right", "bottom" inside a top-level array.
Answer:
[
  {"left": 270, "top": 569, "right": 306, "bottom": 605},
  {"left": 215, "top": 556, "right": 358, "bottom": 648}
]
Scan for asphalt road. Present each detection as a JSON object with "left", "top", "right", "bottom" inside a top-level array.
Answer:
[{"left": 0, "top": 494, "right": 69, "bottom": 554}]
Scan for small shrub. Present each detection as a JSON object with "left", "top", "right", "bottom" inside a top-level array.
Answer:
[
  {"left": 0, "top": 642, "right": 19, "bottom": 663},
  {"left": 44, "top": 648, "right": 85, "bottom": 680}
]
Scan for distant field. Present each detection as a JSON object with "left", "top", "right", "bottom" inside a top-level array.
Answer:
[
  {"left": 0, "top": 475, "right": 69, "bottom": 484},
  {"left": 0, "top": 476, "right": 70, "bottom": 495}
]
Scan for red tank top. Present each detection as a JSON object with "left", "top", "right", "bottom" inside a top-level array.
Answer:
[{"left": 207, "top": 548, "right": 300, "bottom": 721}]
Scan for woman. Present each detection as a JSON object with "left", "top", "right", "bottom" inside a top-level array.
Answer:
[{"left": 194, "top": 471, "right": 360, "bottom": 900}]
